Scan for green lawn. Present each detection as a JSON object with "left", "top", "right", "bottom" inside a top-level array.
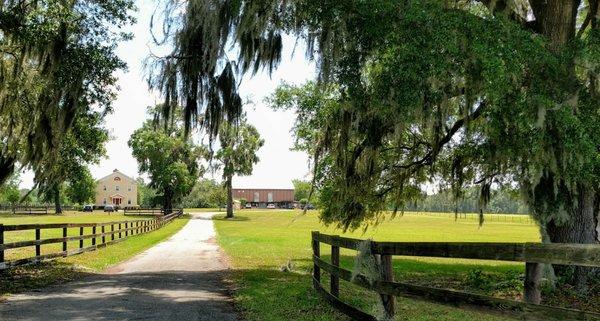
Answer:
[
  {"left": 214, "top": 210, "right": 540, "bottom": 321},
  {"left": 0, "top": 211, "right": 189, "bottom": 297},
  {"left": 0, "top": 210, "right": 157, "bottom": 261}
]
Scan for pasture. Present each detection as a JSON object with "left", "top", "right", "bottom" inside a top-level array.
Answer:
[
  {"left": 0, "top": 211, "right": 155, "bottom": 261},
  {"left": 0, "top": 211, "right": 189, "bottom": 297},
  {"left": 214, "top": 210, "right": 543, "bottom": 321}
]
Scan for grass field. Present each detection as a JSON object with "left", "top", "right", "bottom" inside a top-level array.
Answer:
[
  {"left": 0, "top": 211, "right": 189, "bottom": 297},
  {"left": 0, "top": 210, "right": 157, "bottom": 261},
  {"left": 214, "top": 210, "right": 541, "bottom": 321}
]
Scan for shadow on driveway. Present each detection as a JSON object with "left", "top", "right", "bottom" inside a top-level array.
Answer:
[{"left": 0, "top": 270, "right": 238, "bottom": 321}]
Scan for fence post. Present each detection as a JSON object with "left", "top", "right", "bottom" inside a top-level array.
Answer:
[
  {"left": 311, "top": 231, "right": 321, "bottom": 288},
  {"left": 92, "top": 225, "right": 96, "bottom": 246},
  {"left": 62, "top": 227, "right": 67, "bottom": 253},
  {"left": 125, "top": 222, "right": 128, "bottom": 237},
  {"left": 119, "top": 223, "right": 122, "bottom": 238},
  {"left": 0, "top": 224, "right": 4, "bottom": 266},
  {"left": 102, "top": 225, "right": 106, "bottom": 244},
  {"left": 331, "top": 241, "right": 340, "bottom": 297},
  {"left": 35, "top": 228, "right": 41, "bottom": 257},
  {"left": 380, "top": 254, "right": 395, "bottom": 319},
  {"left": 111, "top": 224, "right": 115, "bottom": 241},
  {"left": 524, "top": 262, "right": 542, "bottom": 304},
  {"left": 79, "top": 227, "right": 84, "bottom": 249}
]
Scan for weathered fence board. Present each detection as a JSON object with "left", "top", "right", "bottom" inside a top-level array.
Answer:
[
  {"left": 0, "top": 210, "right": 183, "bottom": 270},
  {"left": 313, "top": 233, "right": 600, "bottom": 267},
  {"left": 311, "top": 232, "right": 600, "bottom": 321}
]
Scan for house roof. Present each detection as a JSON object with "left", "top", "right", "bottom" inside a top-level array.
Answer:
[{"left": 97, "top": 169, "right": 136, "bottom": 183}]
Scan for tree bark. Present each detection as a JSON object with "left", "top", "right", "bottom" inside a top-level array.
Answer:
[
  {"left": 226, "top": 174, "right": 234, "bottom": 218},
  {"left": 527, "top": 0, "right": 599, "bottom": 291},
  {"left": 53, "top": 185, "right": 62, "bottom": 214},
  {"left": 546, "top": 184, "right": 598, "bottom": 291},
  {"left": 163, "top": 187, "right": 173, "bottom": 214},
  {"left": 0, "top": 155, "right": 16, "bottom": 186},
  {"left": 530, "top": 0, "right": 581, "bottom": 50}
]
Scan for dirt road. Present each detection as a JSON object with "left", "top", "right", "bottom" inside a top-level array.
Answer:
[{"left": 0, "top": 212, "right": 238, "bottom": 321}]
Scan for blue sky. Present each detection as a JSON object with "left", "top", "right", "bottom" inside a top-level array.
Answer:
[{"left": 20, "top": 1, "right": 315, "bottom": 189}]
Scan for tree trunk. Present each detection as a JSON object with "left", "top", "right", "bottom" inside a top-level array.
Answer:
[
  {"left": 0, "top": 155, "right": 16, "bottom": 186},
  {"left": 530, "top": 0, "right": 581, "bottom": 51},
  {"left": 54, "top": 185, "right": 62, "bottom": 214},
  {"left": 226, "top": 174, "right": 234, "bottom": 219},
  {"left": 529, "top": 0, "right": 598, "bottom": 291},
  {"left": 546, "top": 185, "right": 598, "bottom": 291},
  {"left": 163, "top": 188, "right": 173, "bottom": 214}
]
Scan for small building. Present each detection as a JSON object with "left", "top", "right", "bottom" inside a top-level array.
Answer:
[
  {"left": 95, "top": 169, "right": 138, "bottom": 208},
  {"left": 232, "top": 188, "right": 295, "bottom": 209}
]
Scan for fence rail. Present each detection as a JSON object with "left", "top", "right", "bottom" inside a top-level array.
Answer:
[
  {"left": 311, "top": 232, "right": 600, "bottom": 321},
  {"left": 417, "top": 212, "right": 535, "bottom": 224},
  {"left": 123, "top": 208, "right": 176, "bottom": 216},
  {"left": 0, "top": 210, "right": 183, "bottom": 270},
  {"left": 0, "top": 205, "right": 80, "bottom": 215}
]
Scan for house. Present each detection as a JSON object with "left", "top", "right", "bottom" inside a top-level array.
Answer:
[
  {"left": 95, "top": 169, "right": 138, "bottom": 208},
  {"left": 232, "top": 188, "right": 295, "bottom": 209}
]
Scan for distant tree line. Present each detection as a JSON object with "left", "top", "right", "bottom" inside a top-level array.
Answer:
[{"left": 404, "top": 188, "right": 528, "bottom": 214}]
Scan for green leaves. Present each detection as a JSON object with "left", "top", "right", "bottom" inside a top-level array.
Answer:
[
  {"left": 216, "top": 117, "right": 264, "bottom": 178},
  {"left": 0, "top": 0, "right": 134, "bottom": 185},
  {"left": 128, "top": 115, "right": 204, "bottom": 210}
]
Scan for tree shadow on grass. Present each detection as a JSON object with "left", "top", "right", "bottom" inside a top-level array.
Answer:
[{"left": 210, "top": 216, "right": 251, "bottom": 222}]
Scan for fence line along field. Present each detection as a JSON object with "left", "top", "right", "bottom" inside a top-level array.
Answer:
[
  {"left": 0, "top": 211, "right": 157, "bottom": 262},
  {"left": 213, "top": 210, "right": 544, "bottom": 321}
]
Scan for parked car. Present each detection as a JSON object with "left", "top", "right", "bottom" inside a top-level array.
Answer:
[
  {"left": 267, "top": 203, "right": 276, "bottom": 209},
  {"left": 104, "top": 205, "right": 115, "bottom": 213},
  {"left": 82, "top": 204, "right": 94, "bottom": 212},
  {"left": 301, "top": 203, "right": 315, "bottom": 210},
  {"left": 245, "top": 203, "right": 252, "bottom": 209}
]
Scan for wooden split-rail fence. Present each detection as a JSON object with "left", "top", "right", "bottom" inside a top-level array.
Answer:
[
  {"left": 0, "top": 210, "right": 183, "bottom": 270},
  {"left": 123, "top": 208, "right": 178, "bottom": 216},
  {"left": 311, "top": 231, "right": 600, "bottom": 321}
]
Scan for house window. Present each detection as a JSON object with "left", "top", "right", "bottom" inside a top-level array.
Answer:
[
  {"left": 128, "top": 186, "right": 131, "bottom": 191},
  {"left": 103, "top": 186, "right": 106, "bottom": 191},
  {"left": 116, "top": 186, "right": 120, "bottom": 191},
  {"left": 103, "top": 198, "right": 107, "bottom": 205},
  {"left": 253, "top": 192, "right": 259, "bottom": 202},
  {"left": 128, "top": 199, "right": 131, "bottom": 205},
  {"left": 268, "top": 192, "right": 273, "bottom": 202}
]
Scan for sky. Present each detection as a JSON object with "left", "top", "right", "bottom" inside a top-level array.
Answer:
[{"left": 20, "top": 1, "right": 315, "bottom": 190}]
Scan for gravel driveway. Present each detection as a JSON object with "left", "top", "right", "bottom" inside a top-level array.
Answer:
[{"left": 0, "top": 212, "right": 238, "bottom": 321}]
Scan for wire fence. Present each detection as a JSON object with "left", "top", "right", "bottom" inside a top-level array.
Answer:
[{"left": 410, "top": 211, "right": 535, "bottom": 224}]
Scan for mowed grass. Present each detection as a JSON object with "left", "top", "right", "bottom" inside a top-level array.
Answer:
[
  {"left": 0, "top": 211, "right": 189, "bottom": 297},
  {"left": 0, "top": 211, "right": 156, "bottom": 261},
  {"left": 213, "top": 210, "right": 540, "bottom": 321}
]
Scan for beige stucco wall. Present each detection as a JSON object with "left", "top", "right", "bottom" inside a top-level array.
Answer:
[{"left": 94, "top": 170, "right": 138, "bottom": 207}]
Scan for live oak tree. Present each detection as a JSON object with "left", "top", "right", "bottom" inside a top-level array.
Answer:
[
  {"left": 129, "top": 119, "right": 204, "bottom": 212},
  {"left": 0, "top": 0, "right": 133, "bottom": 185},
  {"left": 155, "top": 0, "right": 599, "bottom": 287},
  {"left": 216, "top": 118, "right": 264, "bottom": 218},
  {"left": 65, "top": 167, "right": 96, "bottom": 206},
  {"left": 35, "top": 110, "right": 109, "bottom": 213}
]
